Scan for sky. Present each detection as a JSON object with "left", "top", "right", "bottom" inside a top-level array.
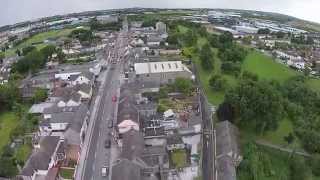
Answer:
[{"left": 1, "top": 0, "right": 319, "bottom": 26}]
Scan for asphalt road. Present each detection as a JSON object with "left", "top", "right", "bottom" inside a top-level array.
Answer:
[
  {"left": 201, "top": 92, "right": 214, "bottom": 180},
  {"left": 82, "top": 31, "right": 128, "bottom": 180}
]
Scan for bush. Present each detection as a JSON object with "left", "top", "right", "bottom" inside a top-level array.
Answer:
[
  {"left": 209, "top": 74, "right": 228, "bottom": 91},
  {"left": 173, "top": 78, "right": 193, "bottom": 95},
  {"left": 221, "top": 61, "right": 241, "bottom": 76}
]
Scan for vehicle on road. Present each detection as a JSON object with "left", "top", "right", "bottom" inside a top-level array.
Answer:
[
  {"left": 104, "top": 139, "right": 111, "bottom": 148},
  {"left": 108, "top": 120, "right": 113, "bottom": 128},
  {"left": 112, "top": 95, "right": 117, "bottom": 102},
  {"left": 101, "top": 166, "right": 109, "bottom": 177}
]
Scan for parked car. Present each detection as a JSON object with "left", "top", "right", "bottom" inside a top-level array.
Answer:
[
  {"left": 108, "top": 120, "right": 113, "bottom": 128},
  {"left": 104, "top": 139, "right": 111, "bottom": 148}
]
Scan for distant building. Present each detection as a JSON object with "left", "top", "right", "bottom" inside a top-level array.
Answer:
[
  {"left": 156, "top": 22, "right": 167, "bottom": 34},
  {"left": 96, "top": 15, "right": 118, "bottom": 24},
  {"left": 134, "top": 61, "right": 193, "bottom": 85}
]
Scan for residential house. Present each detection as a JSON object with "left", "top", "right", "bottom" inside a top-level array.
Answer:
[{"left": 19, "top": 136, "right": 65, "bottom": 180}]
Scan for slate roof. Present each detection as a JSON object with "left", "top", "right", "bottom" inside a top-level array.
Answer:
[
  {"left": 111, "top": 159, "right": 145, "bottom": 180},
  {"left": 64, "top": 104, "right": 88, "bottom": 145},
  {"left": 121, "top": 130, "right": 145, "bottom": 160},
  {"left": 21, "top": 136, "right": 60, "bottom": 176},
  {"left": 75, "top": 83, "right": 92, "bottom": 94}
]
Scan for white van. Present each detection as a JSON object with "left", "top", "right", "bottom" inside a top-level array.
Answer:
[{"left": 101, "top": 167, "right": 108, "bottom": 177}]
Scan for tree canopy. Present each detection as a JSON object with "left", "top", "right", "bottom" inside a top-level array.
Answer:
[{"left": 224, "top": 79, "right": 285, "bottom": 134}]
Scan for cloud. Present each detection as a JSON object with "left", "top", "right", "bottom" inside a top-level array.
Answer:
[{"left": 0, "top": 0, "right": 319, "bottom": 26}]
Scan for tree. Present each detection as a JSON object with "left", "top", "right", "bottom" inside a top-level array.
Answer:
[
  {"left": 284, "top": 133, "right": 295, "bottom": 145},
  {"left": 242, "top": 36, "right": 252, "bottom": 45},
  {"left": 0, "top": 157, "right": 18, "bottom": 177},
  {"left": 209, "top": 74, "right": 228, "bottom": 91},
  {"left": 310, "top": 154, "right": 320, "bottom": 176},
  {"left": 224, "top": 79, "right": 285, "bottom": 134},
  {"left": 15, "top": 49, "right": 21, "bottom": 56},
  {"left": 56, "top": 48, "right": 66, "bottom": 63},
  {"left": 199, "top": 43, "right": 214, "bottom": 70},
  {"left": 257, "top": 28, "right": 270, "bottom": 34},
  {"left": 173, "top": 77, "right": 193, "bottom": 95},
  {"left": 40, "top": 45, "right": 56, "bottom": 60},
  {"left": 289, "top": 156, "right": 311, "bottom": 180},
  {"left": 218, "top": 32, "right": 233, "bottom": 49},
  {"left": 0, "top": 52, "right": 4, "bottom": 64},
  {"left": 32, "top": 88, "right": 48, "bottom": 103},
  {"left": 221, "top": 61, "right": 241, "bottom": 76},
  {"left": 22, "top": 46, "right": 36, "bottom": 56},
  {"left": 12, "top": 49, "right": 45, "bottom": 74}
]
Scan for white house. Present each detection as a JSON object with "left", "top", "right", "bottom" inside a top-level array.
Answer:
[{"left": 118, "top": 119, "right": 140, "bottom": 134}]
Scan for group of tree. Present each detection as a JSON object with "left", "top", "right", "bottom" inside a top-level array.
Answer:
[
  {"left": 199, "top": 43, "right": 214, "bottom": 70},
  {"left": 223, "top": 78, "right": 285, "bottom": 134},
  {"left": 291, "top": 35, "right": 314, "bottom": 45},
  {"left": 209, "top": 74, "right": 228, "bottom": 91},
  {"left": 173, "top": 77, "right": 193, "bottom": 95},
  {"left": 257, "top": 28, "right": 271, "bottom": 34},
  {"left": 89, "top": 17, "right": 121, "bottom": 31},
  {"left": 69, "top": 28, "right": 100, "bottom": 46},
  {"left": 12, "top": 44, "right": 60, "bottom": 74}
]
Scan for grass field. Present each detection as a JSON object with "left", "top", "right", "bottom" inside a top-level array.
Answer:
[
  {"left": 171, "top": 149, "right": 188, "bottom": 168},
  {"left": 5, "top": 28, "right": 76, "bottom": 57},
  {"left": 60, "top": 168, "right": 75, "bottom": 179},
  {"left": 15, "top": 143, "right": 32, "bottom": 166},
  {"left": 0, "top": 112, "right": 19, "bottom": 155},
  {"left": 242, "top": 51, "right": 298, "bottom": 83},
  {"left": 238, "top": 145, "right": 292, "bottom": 180}
]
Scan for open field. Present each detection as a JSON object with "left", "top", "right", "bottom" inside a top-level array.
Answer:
[
  {"left": 171, "top": 149, "right": 188, "bottom": 168},
  {"left": 242, "top": 51, "right": 298, "bottom": 83},
  {"left": 0, "top": 112, "right": 19, "bottom": 155},
  {"left": 5, "top": 28, "right": 76, "bottom": 57}
]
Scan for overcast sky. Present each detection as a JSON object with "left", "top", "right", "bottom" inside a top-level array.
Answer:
[{"left": 1, "top": 0, "right": 319, "bottom": 26}]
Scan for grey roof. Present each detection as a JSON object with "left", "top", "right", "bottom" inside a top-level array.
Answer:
[
  {"left": 43, "top": 104, "right": 79, "bottom": 114},
  {"left": 111, "top": 159, "right": 144, "bottom": 180},
  {"left": 40, "top": 111, "right": 74, "bottom": 126},
  {"left": 215, "top": 121, "right": 240, "bottom": 157},
  {"left": 64, "top": 105, "right": 88, "bottom": 145},
  {"left": 216, "top": 156, "right": 237, "bottom": 180},
  {"left": 29, "top": 102, "right": 55, "bottom": 114},
  {"left": 21, "top": 136, "right": 60, "bottom": 176},
  {"left": 117, "top": 88, "right": 139, "bottom": 124},
  {"left": 121, "top": 130, "right": 145, "bottom": 160},
  {"left": 68, "top": 72, "right": 93, "bottom": 81},
  {"left": 141, "top": 146, "right": 168, "bottom": 167},
  {"left": 75, "top": 83, "right": 92, "bottom": 94}
]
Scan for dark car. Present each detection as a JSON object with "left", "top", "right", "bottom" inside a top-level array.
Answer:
[{"left": 104, "top": 139, "right": 111, "bottom": 148}]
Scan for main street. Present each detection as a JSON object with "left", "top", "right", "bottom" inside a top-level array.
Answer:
[{"left": 79, "top": 29, "right": 129, "bottom": 180}]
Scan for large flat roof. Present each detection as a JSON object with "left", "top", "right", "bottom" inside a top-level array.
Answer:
[{"left": 134, "top": 61, "right": 191, "bottom": 75}]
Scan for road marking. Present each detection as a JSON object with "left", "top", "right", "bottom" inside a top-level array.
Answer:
[{"left": 95, "top": 151, "right": 97, "bottom": 159}]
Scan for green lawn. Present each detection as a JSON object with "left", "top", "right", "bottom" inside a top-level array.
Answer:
[
  {"left": 0, "top": 112, "right": 19, "bottom": 155},
  {"left": 171, "top": 149, "right": 188, "bottom": 168},
  {"left": 242, "top": 51, "right": 298, "bottom": 83},
  {"left": 306, "top": 78, "right": 320, "bottom": 92},
  {"left": 60, "top": 168, "right": 75, "bottom": 179},
  {"left": 177, "top": 25, "right": 189, "bottom": 34},
  {"left": 15, "top": 143, "right": 32, "bottom": 166},
  {"left": 5, "top": 28, "right": 76, "bottom": 57},
  {"left": 238, "top": 145, "right": 292, "bottom": 180}
]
